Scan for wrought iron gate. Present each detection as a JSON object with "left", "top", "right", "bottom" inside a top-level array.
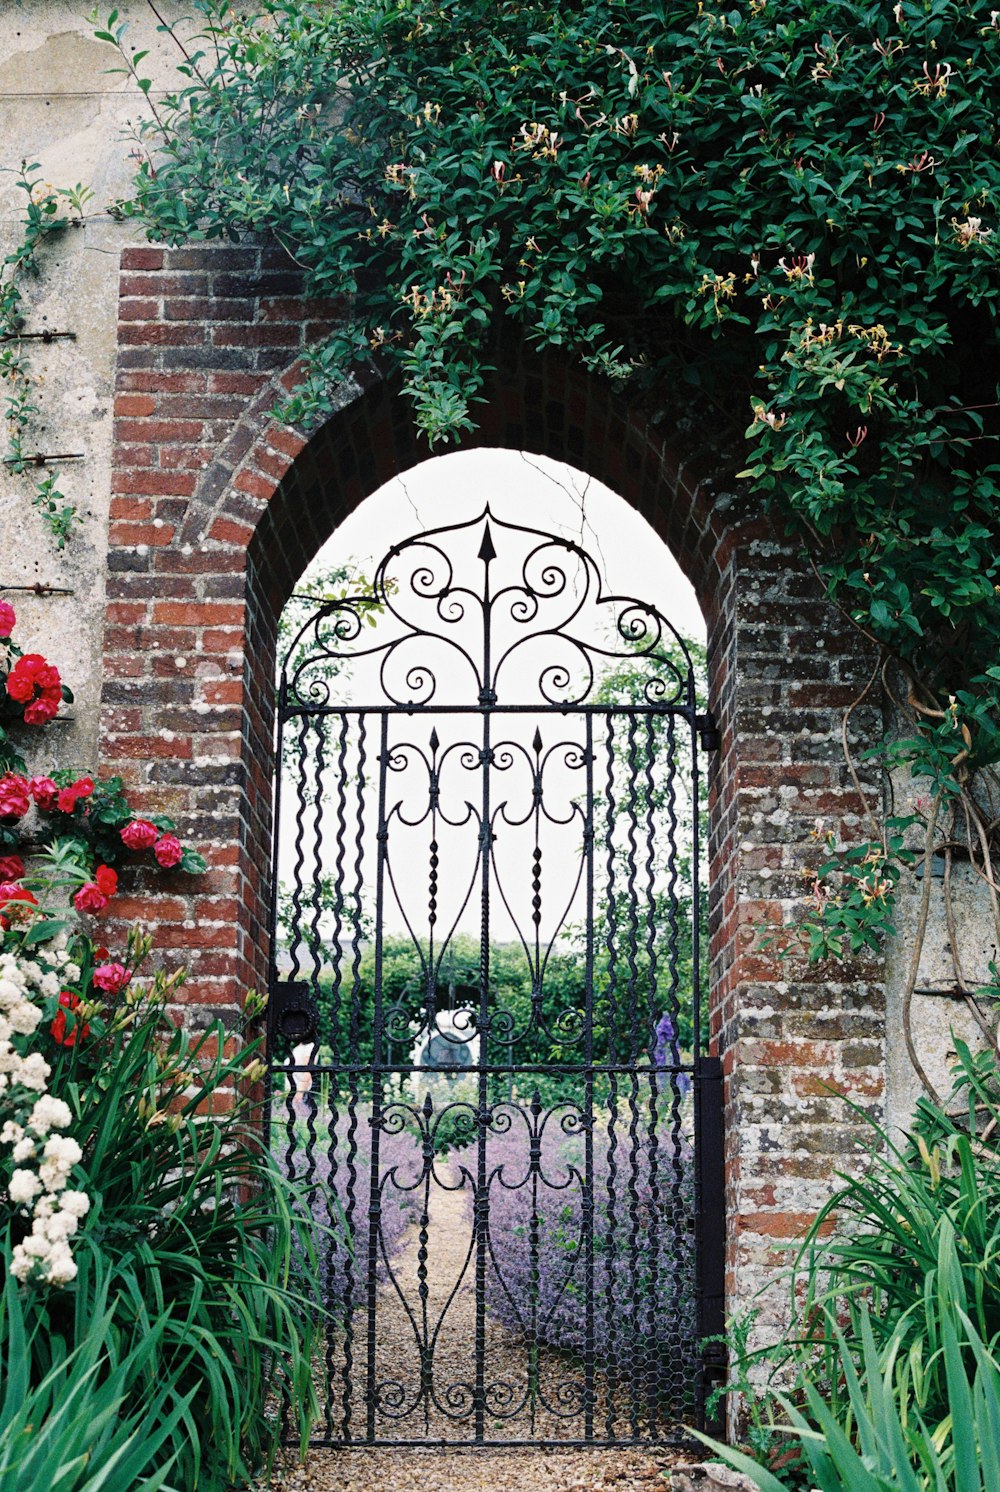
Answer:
[{"left": 268, "top": 509, "right": 724, "bottom": 1447}]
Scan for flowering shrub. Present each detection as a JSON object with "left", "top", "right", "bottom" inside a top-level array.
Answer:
[{"left": 0, "top": 927, "right": 91, "bottom": 1287}]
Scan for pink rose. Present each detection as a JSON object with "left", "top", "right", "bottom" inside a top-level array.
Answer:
[
  {"left": 0, "top": 773, "right": 30, "bottom": 821},
  {"left": 73, "top": 882, "right": 108, "bottom": 915},
  {"left": 94, "top": 865, "right": 118, "bottom": 897},
  {"left": 154, "top": 833, "right": 183, "bottom": 869},
  {"left": 0, "top": 601, "right": 15, "bottom": 638},
  {"left": 29, "top": 777, "right": 59, "bottom": 811},
  {"left": 92, "top": 962, "right": 131, "bottom": 995},
  {"left": 121, "top": 819, "right": 159, "bottom": 851},
  {"left": 0, "top": 855, "right": 24, "bottom": 881}
]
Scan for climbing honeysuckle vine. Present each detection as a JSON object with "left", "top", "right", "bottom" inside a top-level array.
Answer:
[
  {"left": 96, "top": 0, "right": 1000, "bottom": 1080},
  {"left": 1, "top": 163, "right": 92, "bottom": 548}
]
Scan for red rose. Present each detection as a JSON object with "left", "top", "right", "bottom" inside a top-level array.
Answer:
[
  {"left": 121, "top": 819, "right": 159, "bottom": 851},
  {"left": 154, "top": 833, "right": 183, "bottom": 869},
  {"left": 94, "top": 865, "right": 118, "bottom": 897},
  {"left": 57, "top": 777, "right": 95, "bottom": 814},
  {"left": 0, "top": 601, "right": 15, "bottom": 638},
  {"left": 92, "top": 961, "right": 130, "bottom": 995},
  {"left": 6, "top": 653, "right": 62, "bottom": 725},
  {"left": 73, "top": 882, "right": 108, "bottom": 915},
  {"left": 0, "top": 774, "right": 30, "bottom": 821},
  {"left": 5, "top": 655, "right": 39, "bottom": 702},
  {"left": 0, "top": 882, "right": 35, "bottom": 905},
  {"left": 24, "top": 696, "right": 60, "bottom": 726},
  {"left": 29, "top": 777, "right": 59, "bottom": 811},
  {"left": 0, "top": 883, "right": 38, "bottom": 927},
  {"left": 0, "top": 855, "right": 24, "bottom": 881},
  {"left": 50, "top": 991, "right": 90, "bottom": 1048}
]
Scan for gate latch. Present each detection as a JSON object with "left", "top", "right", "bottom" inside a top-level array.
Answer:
[
  {"left": 269, "top": 979, "right": 318, "bottom": 1045},
  {"left": 696, "top": 711, "right": 720, "bottom": 753}
]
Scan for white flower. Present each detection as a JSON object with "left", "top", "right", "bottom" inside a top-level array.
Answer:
[
  {"left": 21, "top": 1232, "right": 52, "bottom": 1259},
  {"left": 0, "top": 979, "right": 22, "bottom": 1007},
  {"left": 63, "top": 963, "right": 81, "bottom": 984},
  {"left": 9, "top": 1168, "right": 42, "bottom": 1204},
  {"left": 46, "top": 1243, "right": 77, "bottom": 1285},
  {"left": 60, "top": 1190, "right": 91, "bottom": 1219},
  {"left": 28, "top": 1095, "right": 72, "bottom": 1135},
  {"left": 18, "top": 1053, "right": 50, "bottom": 1091},
  {"left": 9, "top": 1246, "right": 31, "bottom": 1281},
  {"left": 12, "top": 1137, "right": 35, "bottom": 1163},
  {"left": 44, "top": 1210, "right": 79, "bottom": 1241},
  {"left": 8, "top": 1000, "right": 42, "bottom": 1036},
  {"left": 0, "top": 1120, "right": 22, "bottom": 1145},
  {"left": 43, "top": 1135, "right": 81, "bottom": 1166}
]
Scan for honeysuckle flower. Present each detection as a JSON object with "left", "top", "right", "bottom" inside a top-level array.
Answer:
[
  {"left": 914, "top": 60, "right": 952, "bottom": 96},
  {"left": 952, "top": 216, "right": 993, "bottom": 247},
  {"left": 778, "top": 252, "right": 815, "bottom": 280}
]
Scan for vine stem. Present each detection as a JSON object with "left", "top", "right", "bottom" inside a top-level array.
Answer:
[{"left": 901, "top": 792, "right": 944, "bottom": 1105}]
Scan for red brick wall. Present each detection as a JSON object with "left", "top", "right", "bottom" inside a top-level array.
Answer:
[{"left": 101, "top": 240, "right": 885, "bottom": 1329}]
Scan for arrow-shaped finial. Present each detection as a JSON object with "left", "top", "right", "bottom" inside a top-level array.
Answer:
[{"left": 478, "top": 521, "right": 497, "bottom": 565}]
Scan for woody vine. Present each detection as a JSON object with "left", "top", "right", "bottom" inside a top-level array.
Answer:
[
  {"left": 87, "top": 0, "right": 1000, "bottom": 1098},
  {"left": 1, "top": 164, "right": 91, "bottom": 549}
]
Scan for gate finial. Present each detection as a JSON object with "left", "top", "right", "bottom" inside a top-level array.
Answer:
[{"left": 477, "top": 522, "right": 497, "bottom": 564}]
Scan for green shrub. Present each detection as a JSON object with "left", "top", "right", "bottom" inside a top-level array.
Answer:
[
  {"left": 38, "top": 980, "right": 323, "bottom": 1490},
  {"left": 0, "top": 1267, "right": 193, "bottom": 1491},
  {"left": 701, "top": 1042, "right": 1000, "bottom": 1488}
]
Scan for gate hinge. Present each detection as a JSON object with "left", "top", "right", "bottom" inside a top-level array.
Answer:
[
  {"left": 696, "top": 711, "right": 720, "bottom": 753},
  {"left": 269, "top": 979, "right": 318, "bottom": 1045}
]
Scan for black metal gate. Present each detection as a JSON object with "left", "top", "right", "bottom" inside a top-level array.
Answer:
[{"left": 268, "top": 508, "right": 724, "bottom": 1447}]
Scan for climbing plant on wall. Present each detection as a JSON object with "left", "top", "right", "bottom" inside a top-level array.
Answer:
[{"left": 95, "top": 0, "right": 1000, "bottom": 1089}]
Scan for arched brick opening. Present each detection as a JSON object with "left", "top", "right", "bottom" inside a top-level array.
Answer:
[{"left": 101, "top": 241, "right": 885, "bottom": 1338}]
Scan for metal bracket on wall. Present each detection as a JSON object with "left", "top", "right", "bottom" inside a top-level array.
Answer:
[
  {"left": 0, "top": 330, "right": 77, "bottom": 343},
  {"left": 696, "top": 711, "right": 721, "bottom": 752},
  {"left": 3, "top": 452, "right": 84, "bottom": 467},
  {"left": 0, "top": 584, "right": 75, "bottom": 597},
  {"left": 269, "top": 979, "right": 318, "bottom": 1045}
]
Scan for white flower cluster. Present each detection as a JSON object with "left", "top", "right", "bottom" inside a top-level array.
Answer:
[{"left": 0, "top": 936, "right": 91, "bottom": 1286}]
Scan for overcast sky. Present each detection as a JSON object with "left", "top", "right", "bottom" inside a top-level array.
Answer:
[
  {"left": 297, "top": 448, "right": 705, "bottom": 644},
  {"left": 278, "top": 450, "right": 704, "bottom": 950}
]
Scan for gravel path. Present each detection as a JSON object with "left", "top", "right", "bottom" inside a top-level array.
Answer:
[
  {"left": 267, "top": 1443, "right": 691, "bottom": 1491},
  {"left": 265, "top": 1181, "right": 697, "bottom": 1490}
]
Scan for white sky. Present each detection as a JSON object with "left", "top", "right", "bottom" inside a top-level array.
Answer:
[
  {"left": 279, "top": 450, "right": 704, "bottom": 949},
  {"left": 297, "top": 449, "right": 704, "bottom": 643}
]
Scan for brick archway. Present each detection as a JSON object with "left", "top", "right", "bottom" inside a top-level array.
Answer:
[{"left": 101, "top": 241, "right": 885, "bottom": 1339}]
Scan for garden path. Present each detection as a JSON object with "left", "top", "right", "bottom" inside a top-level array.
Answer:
[{"left": 266, "top": 1184, "right": 690, "bottom": 1490}]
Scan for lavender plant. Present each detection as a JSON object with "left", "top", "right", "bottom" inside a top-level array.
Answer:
[{"left": 465, "top": 1098, "right": 697, "bottom": 1378}]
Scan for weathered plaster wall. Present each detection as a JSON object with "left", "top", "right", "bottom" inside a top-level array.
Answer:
[
  {"left": 0, "top": 1, "right": 188, "bottom": 768},
  {"left": 885, "top": 760, "right": 998, "bottom": 1134}
]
